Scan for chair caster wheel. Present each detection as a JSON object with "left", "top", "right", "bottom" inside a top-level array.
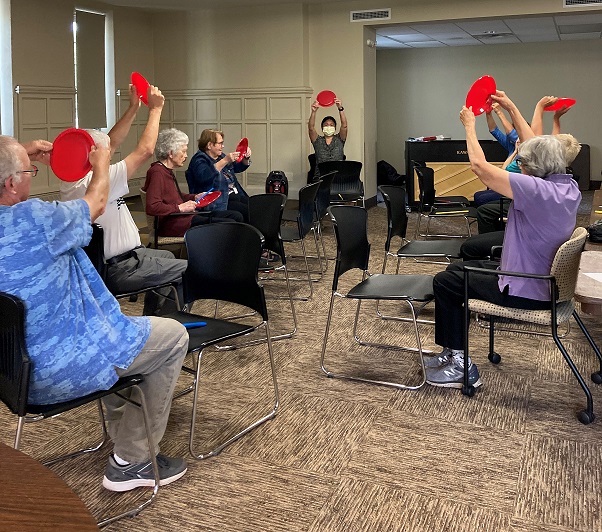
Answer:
[
  {"left": 591, "top": 372, "right": 602, "bottom": 385},
  {"left": 578, "top": 410, "right": 594, "bottom": 425},
  {"left": 461, "top": 384, "right": 475, "bottom": 397},
  {"left": 129, "top": 295, "right": 139, "bottom": 302},
  {"left": 488, "top": 352, "right": 501, "bottom": 364}
]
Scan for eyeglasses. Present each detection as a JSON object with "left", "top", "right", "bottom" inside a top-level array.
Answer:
[
  {"left": 214, "top": 141, "right": 224, "bottom": 146},
  {"left": 18, "top": 165, "right": 38, "bottom": 177}
]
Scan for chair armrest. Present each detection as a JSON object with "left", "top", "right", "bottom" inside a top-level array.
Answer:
[{"left": 490, "top": 246, "right": 503, "bottom": 260}]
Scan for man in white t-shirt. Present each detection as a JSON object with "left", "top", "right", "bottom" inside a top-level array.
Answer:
[{"left": 61, "top": 84, "right": 187, "bottom": 315}]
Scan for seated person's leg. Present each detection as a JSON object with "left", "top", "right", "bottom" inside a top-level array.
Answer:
[
  {"left": 227, "top": 194, "right": 249, "bottom": 223},
  {"left": 211, "top": 209, "right": 244, "bottom": 223},
  {"left": 476, "top": 199, "right": 511, "bottom": 234},
  {"left": 460, "top": 231, "right": 505, "bottom": 261},
  {"left": 102, "top": 317, "right": 188, "bottom": 491},
  {"left": 474, "top": 189, "right": 502, "bottom": 207}
]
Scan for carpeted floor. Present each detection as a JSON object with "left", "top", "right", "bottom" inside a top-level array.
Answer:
[{"left": 2, "top": 191, "right": 602, "bottom": 531}]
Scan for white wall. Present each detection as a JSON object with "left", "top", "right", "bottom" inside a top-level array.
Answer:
[{"left": 376, "top": 38, "right": 602, "bottom": 183}]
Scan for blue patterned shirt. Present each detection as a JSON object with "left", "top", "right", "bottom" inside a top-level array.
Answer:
[{"left": 0, "top": 198, "right": 150, "bottom": 404}]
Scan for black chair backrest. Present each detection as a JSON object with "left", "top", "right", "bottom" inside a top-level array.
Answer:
[
  {"left": 248, "top": 193, "right": 287, "bottom": 262},
  {"left": 297, "top": 180, "right": 321, "bottom": 238},
  {"left": 182, "top": 223, "right": 268, "bottom": 320},
  {"left": 378, "top": 185, "right": 409, "bottom": 251},
  {"left": 315, "top": 170, "right": 337, "bottom": 221},
  {"left": 0, "top": 292, "right": 31, "bottom": 417},
  {"left": 83, "top": 224, "right": 107, "bottom": 279},
  {"left": 318, "top": 161, "right": 363, "bottom": 195},
  {"left": 307, "top": 153, "right": 317, "bottom": 183},
  {"left": 414, "top": 166, "right": 436, "bottom": 210},
  {"left": 327, "top": 206, "right": 370, "bottom": 291}
]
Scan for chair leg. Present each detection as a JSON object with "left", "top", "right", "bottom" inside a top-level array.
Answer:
[
  {"left": 189, "top": 323, "right": 279, "bottom": 460},
  {"left": 487, "top": 316, "right": 501, "bottom": 364},
  {"left": 572, "top": 310, "right": 602, "bottom": 384}
]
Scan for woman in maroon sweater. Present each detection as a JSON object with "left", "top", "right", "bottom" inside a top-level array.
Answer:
[{"left": 143, "top": 129, "right": 242, "bottom": 237}]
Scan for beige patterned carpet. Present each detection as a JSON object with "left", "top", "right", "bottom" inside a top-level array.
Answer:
[{"left": 2, "top": 191, "right": 602, "bottom": 532}]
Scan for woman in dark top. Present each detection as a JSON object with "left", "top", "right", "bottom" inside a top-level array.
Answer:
[
  {"left": 185, "top": 129, "right": 251, "bottom": 222},
  {"left": 143, "top": 129, "right": 241, "bottom": 238},
  {"left": 308, "top": 97, "right": 347, "bottom": 178}
]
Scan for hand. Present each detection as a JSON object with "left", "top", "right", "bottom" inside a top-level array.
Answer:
[
  {"left": 536, "top": 95, "right": 558, "bottom": 109},
  {"left": 178, "top": 200, "right": 197, "bottom": 213},
  {"left": 459, "top": 106, "right": 476, "bottom": 129},
  {"left": 490, "top": 90, "right": 514, "bottom": 111},
  {"left": 311, "top": 100, "right": 319, "bottom": 113},
  {"left": 554, "top": 105, "right": 570, "bottom": 119},
  {"left": 88, "top": 144, "right": 111, "bottom": 170},
  {"left": 334, "top": 98, "right": 343, "bottom": 110},
  {"left": 22, "top": 140, "right": 53, "bottom": 165},
  {"left": 128, "top": 84, "right": 141, "bottom": 109},
  {"left": 146, "top": 85, "right": 165, "bottom": 110},
  {"left": 244, "top": 147, "right": 252, "bottom": 159},
  {"left": 225, "top": 152, "right": 239, "bottom": 163}
]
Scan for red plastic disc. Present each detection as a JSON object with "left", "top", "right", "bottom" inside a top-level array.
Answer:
[
  {"left": 50, "top": 128, "right": 94, "bottom": 182},
  {"left": 131, "top": 72, "right": 150, "bottom": 105},
  {"left": 316, "top": 90, "right": 337, "bottom": 107},
  {"left": 465, "top": 76, "right": 497, "bottom": 116}
]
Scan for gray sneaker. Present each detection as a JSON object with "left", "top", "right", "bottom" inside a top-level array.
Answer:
[
  {"left": 426, "top": 359, "right": 482, "bottom": 389},
  {"left": 103, "top": 453, "right": 187, "bottom": 492},
  {"left": 422, "top": 348, "right": 452, "bottom": 368}
]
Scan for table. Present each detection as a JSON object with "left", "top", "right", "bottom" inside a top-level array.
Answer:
[
  {"left": 584, "top": 189, "right": 602, "bottom": 251},
  {"left": 0, "top": 442, "right": 98, "bottom": 531},
  {"left": 576, "top": 251, "right": 602, "bottom": 316}
]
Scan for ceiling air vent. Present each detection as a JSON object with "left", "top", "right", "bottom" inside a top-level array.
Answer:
[
  {"left": 564, "top": 0, "right": 602, "bottom": 6},
  {"left": 350, "top": 9, "right": 391, "bottom": 22}
]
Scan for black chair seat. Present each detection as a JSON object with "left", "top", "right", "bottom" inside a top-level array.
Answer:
[
  {"left": 26, "top": 375, "right": 145, "bottom": 416},
  {"left": 164, "top": 312, "right": 256, "bottom": 351},
  {"left": 347, "top": 274, "right": 434, "bottom": 302},
  {"left": 434, "top": 195, "right": 470, "bottom": 205},
  {"left": 280, "top": 225, "right": 303, "bottom": 242},
  {"left": 397, "top": 239, "right": 463, "bottom": 258},
  {"left": 330, "top": 191, "right": 363, "bottom": 202},
  {"left": 430, "top": 205, "right": 478, "bottom": 217}
]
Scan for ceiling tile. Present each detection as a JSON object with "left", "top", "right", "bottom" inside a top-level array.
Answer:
[
  {"left": 456, "top": 19, "right": 512, "bottom": 35},
  {"left": 560, "top": 32, "right": 602, "bottom": 40}
]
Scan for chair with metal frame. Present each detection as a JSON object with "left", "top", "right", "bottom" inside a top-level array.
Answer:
[
  {"left": 139, "top": 188, "right": 185, "bottom": 250},
  {"left": 461, "top": 227, "right": 602, "bottom": 425},
  {"left": 0, "top": 291, "right": 160, "bottom": 528},
  {"left": 84, "top": 223, "right": 180, "bottom": 310},
  {"left": 413, "top": 165, "right": 477, "bottom": 239},
  {"left": 161, "top": 222, "right": 279, "bottom": 459},
  {"left": 280, "top": 180, "right": 322, "bottom": 300},
  {"left": 320, "top": 205, "right": 435, "bottom": 390},
  {"left": 318, "top": 160, "right": 364, "bottom": 207}
]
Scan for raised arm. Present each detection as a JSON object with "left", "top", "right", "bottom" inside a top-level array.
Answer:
[
  {"left": 123, "top": 85, "right": 165, "bottom": 179},
  {"left": 485, "top": 109, "right": 497, "bottom": 132},
  {"left": 461, "top": 106, "right": 513, "bottom": 199},
  {"left": 107, "top": 84, "right": 140, "bottom": 156},
  {"left": 494, "top": 104, "right": 514, "bottom": 135},
  {"left": 22, "top": 139, "right": 53, "bottom": 166},
  {"left": 83, "top": 145, "right": 111, "bottom": 221},
  {"left": 335, "top": 98, "right": 348, "bottom": 142},
  {"left": 308, "top": 100, "right": 319, "bottom": 144},
  {"left": 491, "top": 90, "right": 533, "bottom": 142},
  {"left": 552, "top": 105, "right": 570, "bottom": 135},
  {"left": 531, "top": 96, "right": 557, "bottom": 136}
]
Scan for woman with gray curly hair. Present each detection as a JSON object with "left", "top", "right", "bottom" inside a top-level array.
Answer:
[
  {"left": 143, "top": 128, "right": 241, "bottom": 237},
  {"left": 423, "top": 91, "right": 582, "bottom": 390}
]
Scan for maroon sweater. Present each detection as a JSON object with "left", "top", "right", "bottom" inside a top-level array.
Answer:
[{"left": 143, "top": 161, "right": 196, "bottom": 237}]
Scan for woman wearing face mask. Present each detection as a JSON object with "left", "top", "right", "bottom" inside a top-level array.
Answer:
[{"left": 308, "top": 97, "right": 347, "bottom": 178}]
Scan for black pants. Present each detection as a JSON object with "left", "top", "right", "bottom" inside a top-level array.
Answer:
[
  {"left": 460, "top": 231, "right": 505, "bottom": 261},
  {"left": 191, "top": 209, "right": 243, "bottom": 226},
  {"left": 228, "top": 193, "right": 249, "bottom": 223},
  {"left": 477, "top": 199, "right": 510, "bottom": 234},
  {"left": 434, "top": 261, "right": 551, "bottom": 350}
]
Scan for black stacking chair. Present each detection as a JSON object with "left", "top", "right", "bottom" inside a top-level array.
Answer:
[
  {"left": 84, "top": 223, "right": 180, "bottom": 310},
  {"left": 414, "top": 165, "right": 477, "bottom": 239},
  {"left": 246, "top": 193, "right": 297, "bottom": 342},
  {"left": 320, "top": 206, "right": 435, "bottom": 390},
  {"left": 280, "top": 180, "right": 322, "bottom": 299},
  {"left": 162, "top": 223, "right": 279, "bottom": 459},
  {"left": 318, "top": 160, "right": 364, "bottom": 207},
  {"left": 0, "top": 291, "right": 159, "bottom": 528}
]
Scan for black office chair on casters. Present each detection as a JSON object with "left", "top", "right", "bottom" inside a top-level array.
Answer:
[{"left": 0, "top": 291, "right": 160, "bottom": 528}]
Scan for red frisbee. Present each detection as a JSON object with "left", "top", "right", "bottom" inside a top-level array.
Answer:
[
  {"left": 131, "top": 72, "right": 150, "bottom": 105},
  {"left": 316, "top": 90, "right": 336, "bottom": 107},
  {"left": 465, "top": 75, "right": 497, "bottom": 116},
  {"left": 50, "top": 128, "right": 94, "bottom": 182},
  {"left": 235, "top": 137, "right": 249, "bottom": 163},
  {"left": 544, "top": 98, "right": 576, "bottom": 111},
  {"left": 195, "top": 191, "right": 222, "bottom": 208}
]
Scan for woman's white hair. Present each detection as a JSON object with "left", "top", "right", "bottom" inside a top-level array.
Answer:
[
  {"left": 517, "top": 135, "right": 566, "bottom": 178},
  {"left": 155, "top": 129, "right": 189, "bottom": 160},
  {"left": 86, "top": 129, "right": 110, "bottom": 149},
  {"left": 0, "top": 136, "right": 24, "bottom": 189}
]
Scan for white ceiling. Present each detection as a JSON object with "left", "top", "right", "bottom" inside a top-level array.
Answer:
[
  {"left": 376, "top": 13, "right": 602, "bottom": 48},
  {"left": 99, "top": 1, "right": 602, "bottom": 49}
]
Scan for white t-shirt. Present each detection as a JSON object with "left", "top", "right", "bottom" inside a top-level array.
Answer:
[{"left": 60, "top": 160, "right": 141, "bottom": 259}]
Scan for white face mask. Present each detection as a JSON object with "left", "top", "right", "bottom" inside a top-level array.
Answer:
[{"left": 322, "top": 126, "right": 336, "bottom": 137}]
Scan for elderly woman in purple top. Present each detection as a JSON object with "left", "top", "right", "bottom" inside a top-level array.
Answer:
[{"left": 423, "top": 90, "right": 582, "bottom": 389}]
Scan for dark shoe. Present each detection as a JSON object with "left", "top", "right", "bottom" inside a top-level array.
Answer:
[
  {"left": 426, "top": 359, "right": 482, "bottom": 389},
  {"left": 102, "top": 454, "right": 187, "bottom": 492}
]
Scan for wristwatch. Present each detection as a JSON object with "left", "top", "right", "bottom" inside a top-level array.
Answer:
[{"left": 338, "top": 107, "right": 344, "bottom": 112}]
